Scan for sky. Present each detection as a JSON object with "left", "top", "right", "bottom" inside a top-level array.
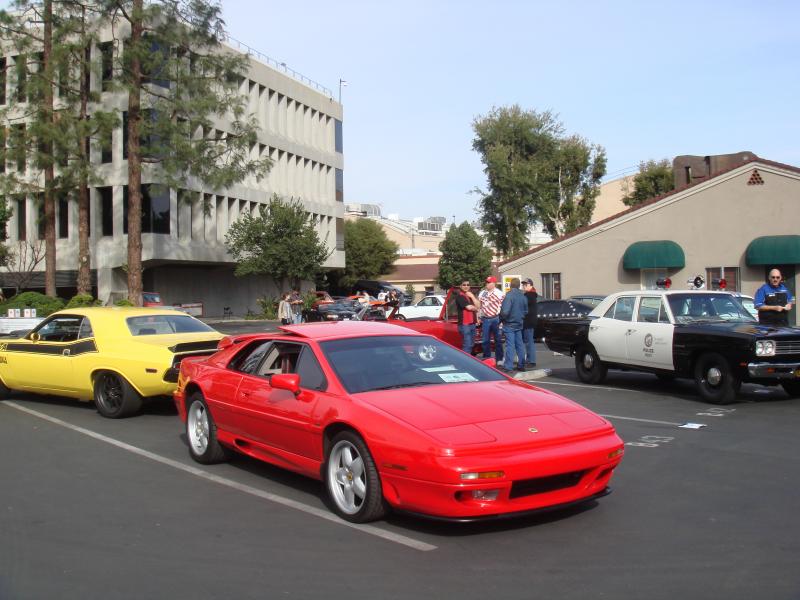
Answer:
[{"left": 217, "top": 0, "right": 800, "bottom": 224}]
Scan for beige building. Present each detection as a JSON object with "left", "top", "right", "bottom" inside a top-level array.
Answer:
[
  {"left": 592, "top": 175, "right": 633, "bottom": 223},
  {"left": 499, "top": 156, "right": 800, "bottom": 326}
]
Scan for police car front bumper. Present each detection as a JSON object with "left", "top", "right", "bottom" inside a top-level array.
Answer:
[{"left": 747, "top": 361, "right": 800, "bottom": 380}]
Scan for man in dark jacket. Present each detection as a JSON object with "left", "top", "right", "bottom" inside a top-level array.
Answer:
[
  {"left": 521, "top": 278, "right": 538, "bottom": 367},
  {"left": 499, "top": 278, "right": 527, "bottom": 372}
]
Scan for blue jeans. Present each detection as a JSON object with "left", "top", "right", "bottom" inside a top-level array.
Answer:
[
  {"left": 481, "top": 316, "right": 504, "bottom": 362},
  {"left": 503, "top": 328, "right": 525, "bottom": 370},
  {"left": 293, "top": 312, "right": 302, "bottom": 324},
  {"left": 458, "top": 323, "right": 476, "bottom": 354},
  {"left": 523, "top": 327, "right": 536, "bottom": 364}
]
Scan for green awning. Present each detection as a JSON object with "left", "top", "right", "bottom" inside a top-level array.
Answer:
[
  {"left": 623, "top": 240, "right": 685, "bottom": 270},
  {"left": 745, "top": 235, "right": 800, "bottom": 265}
]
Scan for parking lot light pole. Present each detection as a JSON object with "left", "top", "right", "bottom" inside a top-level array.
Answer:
[{"left": 339, "top": 78, "right": 347, "bottom": 103}]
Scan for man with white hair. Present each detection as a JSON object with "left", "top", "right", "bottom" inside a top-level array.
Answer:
[{"left": 754, "top": 268, "right": 794, "bottom": 326}]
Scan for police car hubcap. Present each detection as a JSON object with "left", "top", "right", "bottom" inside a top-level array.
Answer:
[
  {"left": 583, "top": 353, "right": 594, "bottom": 369},
  {"left": 707, "top": 367, "right": 722, "bottom": 386}
]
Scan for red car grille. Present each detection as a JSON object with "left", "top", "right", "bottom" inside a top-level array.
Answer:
[{"left": 508, "top": 470, "right": 587, "bottom": 499}]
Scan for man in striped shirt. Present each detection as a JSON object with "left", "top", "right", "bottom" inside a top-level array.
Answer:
[{"left": 478, "top": 276, "right": 505, "bottom": 364}]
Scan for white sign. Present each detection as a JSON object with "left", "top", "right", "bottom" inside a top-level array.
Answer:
[{"left": 502, "top": 275, "right": 521, "bottom": 293}]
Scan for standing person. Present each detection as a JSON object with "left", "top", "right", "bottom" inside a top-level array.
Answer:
[
  {"left": 455, "top": 280, "right": 479, "bottom": 354},
  {"left": 278, "top": 293, "right": 293, "bottom": 325},
  {"left": 754, "top": 269, "right": 794, "bottom": 326},
  {"left": 289, "top": 289, "right": 304, "bottom": 324},
  {"left": 478, "top": 276, "right": 505, "bottom": 365},
  {"left": 499, "top": 278, "right": 527, "bottom": 372},
  {"left": 521, "top": 278, "right": 538, "bottom": 367}
]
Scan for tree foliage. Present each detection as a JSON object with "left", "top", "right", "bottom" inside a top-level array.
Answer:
[
  {"left": 437, "top": 222, "right": 492, "bottom": 289},
  {"left": 340, "top": 219, "right": 399, "bottom": 289},
  {"left": 0, "top": 1, "right": 117, "bottom": 295},
  {"left": 472, "top": 105, "right": 606, "bottom": 254},
  {"left": 225, "top": 195, "right": 330, "bottom": 292},
  {"left": 0, "top": 197, "right": 12, "bottom": 267},
  {"left": 621, "top": 159, "right": 675, "bottom": 206},
  {"left": 98, "top": 0, "right": 272, "bottom": 304}
]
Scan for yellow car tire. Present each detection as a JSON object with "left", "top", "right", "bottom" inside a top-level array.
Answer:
[
  {"left": 0, "top": 378, "right": 10, "bottom": 399},
  {"left": 93, "top": 371, "right": 143, "bottom": 419}
]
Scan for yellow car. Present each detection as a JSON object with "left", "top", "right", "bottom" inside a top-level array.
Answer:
[{"left": 0, "top": 307, "right": 223, "bottom": 418}]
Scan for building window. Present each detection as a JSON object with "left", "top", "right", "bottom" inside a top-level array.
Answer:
[
  {"left": 37, "top": 195, "right": 45, "bottom": 239},
  {"left": 706, "top": 266, "right": 739, "bottom": 291},
  {"left": 16, "top": 195, "right": 25, "bottom": 241},
  {"left": 99, "top": 41, "right": 113, "bottom": 91},
  {"left": 335, "top": 168, "right": 343, "bottom": 203},
  {"left": 58, "top": 195, "right": 69, "bottom": 239},
  {"left": 14, "top": 55, "right": 26, "bottom": 103},
  {"left": 0, "top": 57, "right": 6, "bottom": 105},
  {"left": 11, "top": 123, "right": 26, "bottom": 172},
  {"left": 100, "top": 127, "right": 112, "bottom": 164},
  {"left": 541, "top": 273, "right": 561, "bottom": 299},
  {"left": 0, "top": 127, "right": 5, "bottom": 174},
  {"left": 641, "top": 268, "right": 667, "bottom": 290},
  {"left": 334, "top": 118, "right": 343, "bottom": 153},
  {"left": 99, "top": 187, "right": 113, "bottom": 237},
  {"left": 123, "top": 184, "right": 170, "bottom": 235}
]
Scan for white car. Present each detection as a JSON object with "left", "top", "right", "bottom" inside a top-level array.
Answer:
[{"left": 394, "top": 294, "right": 446, "bottom": 320}]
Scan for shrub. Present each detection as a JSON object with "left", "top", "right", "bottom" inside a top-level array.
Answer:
[
  {"left": 65, "top": 294, "right": 102, "bottom": 309},
  {"left": 114, "top": 298, "right": 134, "bottom": 307},
  {"left": 256, "top": 296, "right": 278, "bottom": 320},
  {"left": 0, "top": 292, "right": 65, "bottom": 317}
]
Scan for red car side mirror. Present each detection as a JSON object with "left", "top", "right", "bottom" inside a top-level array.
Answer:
[
  {"left": 270, "top": 373, "right": 301, "bottom": 396},
  {"left": 482, "top": 358, "right": 496, "bottom": 368}
]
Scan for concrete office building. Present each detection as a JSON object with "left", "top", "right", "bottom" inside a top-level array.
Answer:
[{"left": 1, "top": 21, "right": 344, "bottom": 316}]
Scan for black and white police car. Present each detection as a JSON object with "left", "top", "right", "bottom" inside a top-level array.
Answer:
[{"left": 544, "top": 289, "right": 800, "bottom": 404}]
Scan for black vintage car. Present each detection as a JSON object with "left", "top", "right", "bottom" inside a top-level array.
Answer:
[
  {"left": 544, "top": 290, "right": 800, "bottom": 404},
  {"left": 536, "top": 299, "right": 593, "bottom": 341}
]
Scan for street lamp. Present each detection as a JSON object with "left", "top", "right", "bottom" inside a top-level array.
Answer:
[{"left": 338, "top": 78, "right": 347, "bottom": 103}]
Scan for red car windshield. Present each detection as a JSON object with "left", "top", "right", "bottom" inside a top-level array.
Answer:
[{"left": 320, "top": 335, "right": 504, "bottom": 394}]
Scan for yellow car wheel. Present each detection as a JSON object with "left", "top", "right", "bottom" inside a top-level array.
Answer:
[
  {"left": 0, "top": 378, "right": 10, "bottom": 399},
  {"left": 93, "top": 371, "right": 142, "bottom": 419}
]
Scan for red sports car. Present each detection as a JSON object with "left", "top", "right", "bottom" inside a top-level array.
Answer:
[{"left": 174, "top": 321, "right": 623, "bottom": 523}]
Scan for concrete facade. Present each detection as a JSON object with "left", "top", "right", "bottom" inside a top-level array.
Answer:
[
  {"left": 2, "top": 21, "right": 344, "bottom": 316},
  {"left": 499, "top": 159, "right": 800, "bottom": 326}
]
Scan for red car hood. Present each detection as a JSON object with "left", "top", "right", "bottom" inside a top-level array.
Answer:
[{"left": 358, "top": 381, "right": 612, "bottom": 448}]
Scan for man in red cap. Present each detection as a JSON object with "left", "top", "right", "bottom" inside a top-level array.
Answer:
[{"left": 478, "top": 276, "right": 505, "bottom": 365}]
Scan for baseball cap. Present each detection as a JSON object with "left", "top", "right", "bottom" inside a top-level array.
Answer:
[
  {"left": 522, "top": 278, "right": 534, "bottom": 285},
  {"left": 486, "top": 276, "right": 497, "bottom": 283}
]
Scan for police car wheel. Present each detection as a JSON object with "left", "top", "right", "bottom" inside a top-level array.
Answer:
[
  {"left": 694, "top": 352, "right": 740, "bottom": 405},
  {"left": 575, "top": 345, "right": 607, "bottom": 384}
]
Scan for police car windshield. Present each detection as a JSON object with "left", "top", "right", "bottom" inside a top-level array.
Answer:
[{"left": 667, "top": 293, "right": 756, "bottom": 324}]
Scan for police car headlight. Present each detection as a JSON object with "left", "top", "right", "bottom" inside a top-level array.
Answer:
[{"left": 755, "top": 340, "right": 775, "bottom": 356}]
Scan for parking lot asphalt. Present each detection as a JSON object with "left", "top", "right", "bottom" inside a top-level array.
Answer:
[{"left": 2, "top": 334, "right": 800, "bottom": 600}]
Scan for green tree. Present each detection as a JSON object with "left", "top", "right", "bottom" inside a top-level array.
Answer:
[
  {"left": 472, "top": 105, "right": 606, "bottom": 254},
  {"left": 340, "top": 219, "right": 398, "bottom": 290},
  {"left": 100, "top": 0, "right": 271, "bottom": 304},
  {"left": 622, "top": 159, "right": 675, "bottom": 206},
  {"left": 225, "top": 195, "right": 330, "bottom": 292},
  {"left": 0, "top": 1, "right": 117, "bottom": 294},
  {"left": 437, "top": 222, "right": 492, "bottom": 289}
]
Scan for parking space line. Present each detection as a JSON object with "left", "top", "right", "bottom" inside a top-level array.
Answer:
[
  {"left": 532, "top": 380, "right": 639, "bottom": 392},
  {"left": 597, "top": 414, "right": 684, "bottom": 427},
  {"left": 3, "top": 402, "right": 437, "bottom": 552}
]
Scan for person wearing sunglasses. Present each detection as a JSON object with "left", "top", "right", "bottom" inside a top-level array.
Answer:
[
  {"left": 754, "top": 269, "right": 794, "bottom": 326},
  {"left": 455, "top": 281, "right": 479, "bottom": 353}
]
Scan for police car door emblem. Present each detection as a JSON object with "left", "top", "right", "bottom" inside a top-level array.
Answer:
[{"left": 644, "top": 333, "right": 654, "bottom": 348}]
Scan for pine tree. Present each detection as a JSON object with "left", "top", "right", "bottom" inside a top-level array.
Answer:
[{"left": 100, "top": 0, "right": 271, "bottom": 305}]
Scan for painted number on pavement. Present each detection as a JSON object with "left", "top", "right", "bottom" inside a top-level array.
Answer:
[
  {"left": 625, "top": 435, "right": 674, "bottom": 448},
  {"left": 696, "top": 407, "right": 736, "bottom": 417}
]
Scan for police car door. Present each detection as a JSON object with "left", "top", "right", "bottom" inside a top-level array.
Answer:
[
  {"left": 589, "top": 295, "right": 636, "bottom": 363},
  {"left": 625, "top": 296, "right": 674, "bottom": 370}
]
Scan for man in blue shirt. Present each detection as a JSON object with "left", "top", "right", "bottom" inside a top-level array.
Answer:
[
  {"left": 499, "top": 278, "right": 527, "bottom": 372},
  {"left": 754, "top": 269, "right": 794, "bottom": 326}
]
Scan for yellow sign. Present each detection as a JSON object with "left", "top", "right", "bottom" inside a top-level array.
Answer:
[{"left": 502, "top": 275, "right": 521, "bottom": 293}]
